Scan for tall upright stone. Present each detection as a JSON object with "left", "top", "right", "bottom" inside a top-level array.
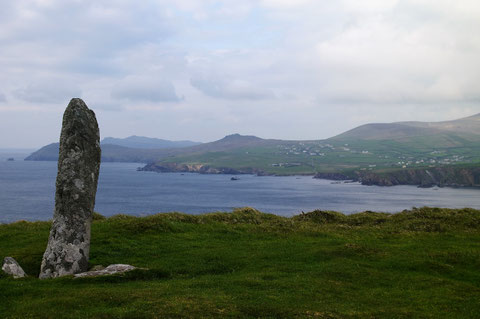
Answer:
[{"left": 39, "top": 98, "right": 101, "bottom": 279}]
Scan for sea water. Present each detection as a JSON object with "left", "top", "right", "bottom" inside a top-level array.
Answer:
[{"left": 1, "top": 152, "right": 480, "bottom": 223}]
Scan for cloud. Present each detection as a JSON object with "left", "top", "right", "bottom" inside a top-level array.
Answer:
[
  {"left": 1, "top": 1, "right": 174, "bottom": 50},
  {"left": 92, "top": 102, "right": 125, "bottom": 112},
  {"left": 1, "top": 0, "right": 480, "bottom": 148},
  {"left": 190, "top": 75, "right": 274, "bottom": 100},
  {"left": 0, "top": 92, "right": 6, "bottom": 103},
  {"left": 0, "top": 1, "right": 175, "bottom": 80},
  {"left": 308, "top": 1, "right": 480, "bottom": 106},
  {"left": 111, "top": 76, "right": 181, "bottom": 102},
  {"left": 261, "top": 0, "right": 314, "bottom": 8},
  {"left": 13, "top": 81, "right": 81, "bottom": 104}
]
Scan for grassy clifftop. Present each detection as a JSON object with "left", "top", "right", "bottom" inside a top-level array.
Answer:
[{"left": 1, "top": 207, "right": 480, "bottom": 318}]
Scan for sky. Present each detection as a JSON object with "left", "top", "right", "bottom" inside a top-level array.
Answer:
[{"left": 1, "top": 0, "right": 480, "bottom": 148}]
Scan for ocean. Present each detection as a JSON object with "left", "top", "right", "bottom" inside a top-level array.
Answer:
[{"left": 1, "top": 152, "right": 480, "bottom": 223}]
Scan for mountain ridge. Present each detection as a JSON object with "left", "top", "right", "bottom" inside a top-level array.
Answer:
[
  {"left": 24, "top": 133, "right": 274, "bottom": 163},
  {"left": 101, "top": 135, "right": 202, "bottom": 149},
  {"left": 331, "top": 113, "right": 480, "bottom": 141},
  {"left": 25, "top": 112, "right": 480, "bottom": 187}
]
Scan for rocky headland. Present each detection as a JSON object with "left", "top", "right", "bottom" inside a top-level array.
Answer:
[
  {"left": 315, "top": 166, "right": 480, "bottom": 188},
  {"left": 140, "top": 162, "right": 266, "bottom": 175},
  {"left": 142, "top": 161, "right": 480, "bottom": 188}
]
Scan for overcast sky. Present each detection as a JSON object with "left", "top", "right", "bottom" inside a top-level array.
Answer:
[{"left": 1, "top": 0, "right": 480, "bottom": 148}]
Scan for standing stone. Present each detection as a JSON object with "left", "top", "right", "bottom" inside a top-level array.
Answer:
[
  {"left": 39, "top": 98, "right": 101, "bottom": 279},
  {"left": 2, "top": 257, "right": 27, "bottom": 278}
]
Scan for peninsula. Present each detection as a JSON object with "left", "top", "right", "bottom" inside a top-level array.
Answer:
[{"left": 26, "top": 113, "right": 480, "bottom": 187}]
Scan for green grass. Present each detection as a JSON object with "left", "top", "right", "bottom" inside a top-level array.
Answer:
[{"left": 1, "top": 207, "right": 480, "bottom": 318}]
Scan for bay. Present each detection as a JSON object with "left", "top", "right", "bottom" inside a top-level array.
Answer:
[{"left": 1, "top": 153, "right": 480, "bottom": 223}]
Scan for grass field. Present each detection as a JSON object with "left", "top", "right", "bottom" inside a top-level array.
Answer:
[{"left": 1, "top": 207, "right": 480, "bottom": 318}]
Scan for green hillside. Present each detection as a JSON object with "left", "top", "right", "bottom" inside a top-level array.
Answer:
[
  {"left": 1, "top": 207, "right": 480, "bottom": 318},
  {"left": 331, "top": 113, "right": 480, "bottom": 141},
  {"left": 143, "top": 114, "right": 480, "bottom": 176},
  {"left": 26, "top": 113, "right": 480, "bottom": 177},
  {"left": 147, "top": 135, "right": 480, "bottom": 175}
]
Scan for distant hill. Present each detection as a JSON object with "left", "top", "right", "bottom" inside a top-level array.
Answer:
[
  {"left": 101, "top": 136, "right": 201, "bottom": 149},
  {"left": 24, "top": 133, "right": 274, "bottom": 163},
  {"left": 25, "top": 114, "right": 480, "bottom": 186},
  {"left": 399, "top": 113, "right": 480, "bottom": 135},
  {"left": 26, "top": 135, "right": 202, "bottom": 162},
  {"left": 142, "top": 114, "right": 480, "bottom": 181},
  {"left": 330, "top": 113, "right": 480, "bottom": 143},
  {"left": 24, "top": 143, "right": 176, "bottom": 163},
  {"left": 175, "top": 134, "right": 274, "bottom": 153},
  {"left": 24, "top": 143, "right": 60, "bottom": 161}
]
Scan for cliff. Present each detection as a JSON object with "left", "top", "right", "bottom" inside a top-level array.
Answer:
[
  {"left": 314, "top": 166, "right": 480, "bottom": 187},
  {"left": 140, "top": 162, "right": 265, "bottom": 175}
]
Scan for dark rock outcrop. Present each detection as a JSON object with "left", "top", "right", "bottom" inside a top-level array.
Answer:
[
  {"left": 314, "top": 166, "right": 480, "bottom": 187},
  {"left": 358, "top": 166, "right": 480, "bottom": 187},
  {"left": 140, "top": 162, "right": 266, "bottom": 175},
  {"left": 39, "top": 98, "right": 101, "bottom": 279},
  {"left": 311, "top": 172, "right": 352, "bottom": 181}
]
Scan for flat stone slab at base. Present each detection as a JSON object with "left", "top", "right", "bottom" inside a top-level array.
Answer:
[
  {"left": 2, "top": 257, "right": 27, "bottom": 278},
  {"left": 74, "top": 264, "right": 137, "bottom": 278}
]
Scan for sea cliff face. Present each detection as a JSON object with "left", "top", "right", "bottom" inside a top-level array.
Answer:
[
  {"left": 143, "top": 162, "right": 480, "bottom": 187},
  {"left": 315, "top": 166, "right": 480, "bottom": 187},
  {"left": 140, "top": 162, "right": 265, "bottom": 175}
]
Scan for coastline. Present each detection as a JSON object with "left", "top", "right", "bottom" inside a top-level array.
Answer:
[{"left": 140, "top": 162, "right": 480, "bottom": 188}]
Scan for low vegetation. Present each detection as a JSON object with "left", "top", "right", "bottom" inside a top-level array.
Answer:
[{"left": 1, "top": 207, "right": 480, "bottom": 318}]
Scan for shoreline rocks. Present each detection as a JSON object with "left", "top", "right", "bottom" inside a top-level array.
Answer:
[
  {"left": 314, "top": 166, "right": 480, "bottom": 188},
  {"left": 140, "top": 162, "right": 267, "bottom": 175}
]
